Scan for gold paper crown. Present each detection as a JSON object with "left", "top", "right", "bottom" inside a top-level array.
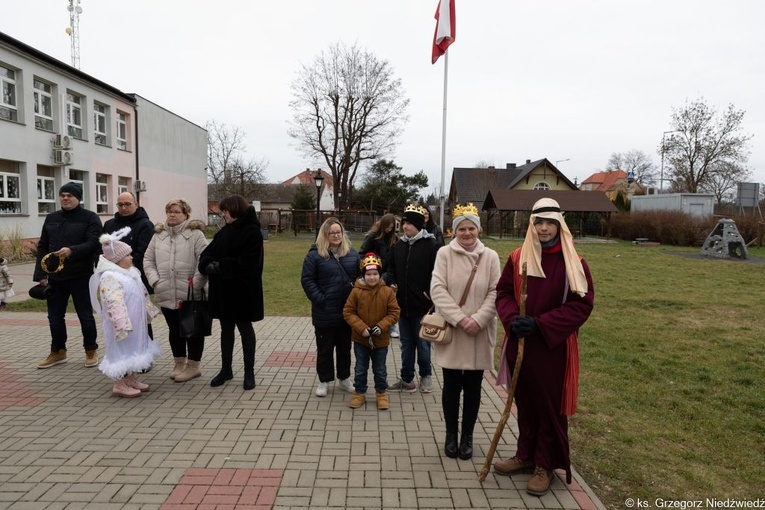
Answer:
[
  {"left": 453, "top": 203, "right": 479, "bottom": 218},
  {"left": 360, "top": 252, "right": 382, "bottom": 271},
  {"left": 404, "top": 203, "right": 426, "bottom": 216}
]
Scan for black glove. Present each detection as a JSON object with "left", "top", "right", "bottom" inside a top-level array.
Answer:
[
  {"left": 205, "top": 261, "right": 221, "bottom": 275},
  {"left": 370, "top": 325, "right": 382, "bottom": 337},
  {"left": 511, "top": 316, "right": 537, "bottom": 338}
]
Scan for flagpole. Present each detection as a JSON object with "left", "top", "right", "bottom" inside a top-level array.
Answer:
[{"left": 439, "top": 51, "right": 448, "bottom": 230}]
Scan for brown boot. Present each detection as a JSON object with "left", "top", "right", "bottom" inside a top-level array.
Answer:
[
  {"left": 170, "top": 357, "right": 187, "bottom": 380},
  {"left": 84, "top": 349, "right": 99, "bottom": 367},
  {"left": 376, "top": 391, "right": 389, "bottom": 410},
  {"left": 527, "top": 467, "right": 554, "bottom": 496},
  {"left": 124, "top": 373, "right": 149, "bottom": 392},
  {"left": 174, "top": 360, "right": 201, "bottom": 382},
  {"left": 37, "top": 349, "right": 67, "bottom": 369},
  {"left": 493, "top": 455, "right": 534, "bottom": 476},
  {"left": 112, "top": 379, "right": 141, "bottom": 398},
  {"left": 349, "top": 392, "right": 366, "bottom": 409}
]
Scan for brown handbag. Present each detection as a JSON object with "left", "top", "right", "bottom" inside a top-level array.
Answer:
[{"left": 419, "top": 254, "right": 482, "bottom": 345}]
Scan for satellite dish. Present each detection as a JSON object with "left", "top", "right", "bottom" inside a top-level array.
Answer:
[
  {"left": 67, "top": 4, "right": 73, "bottom": 11},
  {"left": 65, "top": 27, "right": 72, "bottom": 35},
  {"left": 75, "top": 6, "right": 82, "bottom": 13}
]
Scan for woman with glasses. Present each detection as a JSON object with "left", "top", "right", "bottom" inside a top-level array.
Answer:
[
  {"left": 144, "top": 198, "right": 208, "bottom": 382},
  {"left": 301, "top": 217, "right": 360, "bottom": 397}
]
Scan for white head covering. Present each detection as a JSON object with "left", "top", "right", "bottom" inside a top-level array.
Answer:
[{"left": 519, "top": 198, "right": 588, "bottom": 297}]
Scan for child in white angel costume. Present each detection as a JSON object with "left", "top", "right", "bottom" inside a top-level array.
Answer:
[{"left": 90, "top": 227, "right": 162, "bottom": 397}]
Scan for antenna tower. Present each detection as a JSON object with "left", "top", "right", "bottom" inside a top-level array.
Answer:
[{"left": 66, "top": 0, "right": 83, "bottom": 69}]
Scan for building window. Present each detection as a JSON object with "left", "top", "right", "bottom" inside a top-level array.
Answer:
[
  {"left": 33, "top": 79, "right": 54, "bottom": 131},
  {"left": 117, "top": 111, "right": 128, "bottom": 150},
  {"left": 117, "top": 176, "right": 129, "bottom": 195},
  {"left": 94, "top": 102, "right": 108, "bottom": 145},
  {"left": 66, "top": 92, "right": 83, "bottom": 138},
  {"left": 533, "top": 182, "right": 551, "bottom": 190},
  {"left": 68, "top": 170, "right": 85, "bottom": 206},
  {"left": 37, "top": 175, "right": 56, "bottom": 214},
  {"left": 0, "top": 65, "right": 18, "bottom": 122},
  {"left": 96, "top": 173, "right": 108, "bottom": 214},
  {"left": 0, "top": 170, "right": 22, "bottom": 214}
]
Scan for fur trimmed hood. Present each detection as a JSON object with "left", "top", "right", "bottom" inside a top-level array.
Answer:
[{"left": 153, "top": 219, "right": 205, "bottom": 234}]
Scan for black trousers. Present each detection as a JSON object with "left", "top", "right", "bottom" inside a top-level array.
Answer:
[
  {"left": 219, "top": 319, "right": 256, "bottom": 372},
  {"left": 442, "top": 368, "right": 484, "bottom": 432},
  {"left": 161, "top": 307, "right": 204, "bottom": 361},
  {"left": 314, "top": 324, "right": 352, "bottom": 383}
]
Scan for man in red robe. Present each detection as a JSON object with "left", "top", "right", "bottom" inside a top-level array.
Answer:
[{"left": 494, "top": 197, "right": 595, "bottom": 496}]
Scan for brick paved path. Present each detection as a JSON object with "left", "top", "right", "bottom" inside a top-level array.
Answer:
[{"left": 0, "top": 312, "right": 604, "bottom": 509}]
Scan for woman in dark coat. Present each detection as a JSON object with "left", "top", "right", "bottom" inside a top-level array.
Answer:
[
  {"left": 301, "top": 217, "right": 360, "bottom": 397},
  {"left": 199, "top": 195, "right": 264, "bottom": 390}
]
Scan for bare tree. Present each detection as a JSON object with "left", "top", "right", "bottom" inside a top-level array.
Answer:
[
  {"left": 206, "top": 121, "right": 267, "bottom": 202},
  {"left": 701, "top": 161, "right": 751, "bottom": 205},
  {"left": 605, "top": 150, "right": 658, "bottom": 186},
  {"left": 660, "top": 98, "right": 752, "bottom": 193},
  {"left": 288, "top": 42, "right": 410, "bottom": 211}
]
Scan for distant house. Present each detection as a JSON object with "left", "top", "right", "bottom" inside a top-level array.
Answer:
[
  {"left": 449, "top": 159, "right": 578, "bottom": 210},
  {"left": 580, "top": 169, "right": 644, "bottom": 201},
  {"left": 282, "top": 168, "right": 335, "bottom": 212}
]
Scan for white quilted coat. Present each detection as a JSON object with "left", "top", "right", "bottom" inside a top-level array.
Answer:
[{"left": 143, "top": 219, "right": 208, "bottom": 310}]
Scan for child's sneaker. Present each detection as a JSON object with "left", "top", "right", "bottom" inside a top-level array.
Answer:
[
  {"left": 389, "top": 378, "right": 416, "bottom": 393},
  {"left": 315, "top": 382, "right": 328, "bottom": 397},
  {"left": 338, "top": 378, "right": 354, "bottom": 393},
  {"left": 376, "top": 391, "right": 389, "bottom": 410},
  {"left": 349, "top": 392, "right": 366, "bottom": 409},
  {"left": 390, "top": 323, "right": 399, "bottom": 338}
]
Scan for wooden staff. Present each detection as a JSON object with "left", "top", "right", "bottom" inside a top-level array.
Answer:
[{"left": 478, "top": 262, "right": 527, "bottom": 483}]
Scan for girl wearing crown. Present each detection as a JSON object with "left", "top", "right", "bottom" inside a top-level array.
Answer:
[
  {"left": 90, "top": 227, "right": 162, "bottom": 397},
  {"left": 343, "top": 253, "right": 400, "bottom": 410},
  {"left": 430, "top": 203, "right": 501, "bottom": 460}
]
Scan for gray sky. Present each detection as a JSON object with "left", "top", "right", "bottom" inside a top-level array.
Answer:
[{"left": 4, "top": 0, "right": 764, "bottom": 195}]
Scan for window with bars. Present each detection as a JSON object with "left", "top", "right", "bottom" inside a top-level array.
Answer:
[
  {"left": 34, "top": 79, "right": 54, "bottom": 131},
  {"left": 66, "top": 92, "right": 83, "bottom": 139},
  {"left": 0, "top": 65, "right": 18, "bottom": 122},
  {"left": 94, "top": 102, "right": 107, "bottom": 145}
]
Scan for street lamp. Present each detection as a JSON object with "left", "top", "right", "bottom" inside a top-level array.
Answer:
[
  {"left": 314, "top": 169, "right": 324, "bottom": 238},
  {"left": 660, "top": 130, "right": 680, "bottom": 192}
]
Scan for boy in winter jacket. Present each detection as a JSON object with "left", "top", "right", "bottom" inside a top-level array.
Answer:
[{"left": 343, "top": 253, "right": 400, "bottom": 410}]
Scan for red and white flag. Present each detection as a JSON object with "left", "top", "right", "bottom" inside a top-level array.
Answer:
[{"left": 431, "top": 0, "right": 456, "bottom": 64}]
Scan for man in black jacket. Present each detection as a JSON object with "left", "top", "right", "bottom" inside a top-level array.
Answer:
[
  {"left": 34, "top": 182, "right": 102, "bottom": 369},
  {"left": 103, "top": 191, "right": 154, "bottom": 293},
  {"left": 385, "top": 204, "right": 440, "bottom": 394}
]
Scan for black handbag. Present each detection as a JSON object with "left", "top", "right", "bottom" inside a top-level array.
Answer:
[{"left": 178, "top": 279, "right": 212, "bottom": 337}]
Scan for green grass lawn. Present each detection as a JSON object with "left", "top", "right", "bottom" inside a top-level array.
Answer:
[{"left": 11, "top": 233, "right": 765, "bottom": 506}]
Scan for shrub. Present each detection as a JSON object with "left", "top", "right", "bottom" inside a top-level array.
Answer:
[
  {"left": 0, "top": 225, "right": 33, "bottom": 262},
  {"left": 609, "top": 211, "right": 760, "bottom": 246}
]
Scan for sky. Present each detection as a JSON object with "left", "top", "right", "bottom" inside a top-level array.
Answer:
[{"left": 4, "top": 1, "right": 765, "bottom": 197}]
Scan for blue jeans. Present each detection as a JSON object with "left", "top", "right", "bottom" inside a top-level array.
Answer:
[
  {"left": 398, "top": 314, "right": 432, "bottom": 383},
  {"left": 47, "top": 276, "right": 98, "bottom": 352},
  {"left": 353, "top": 342, "right": 388, "bottom": 393}
]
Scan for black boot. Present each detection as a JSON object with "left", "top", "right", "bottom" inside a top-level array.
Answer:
[
  {"left": 458, "top": 426, "right": 474, "bottom": 460},
  {"left": 444, "top": 428, "right": 459, "bottom": 458},
  {"left": 210, "top": 334, "right": 234, "bottom": 387},
  {"left": 242, "top": 331, "right": 256, "bottom": 391}
]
